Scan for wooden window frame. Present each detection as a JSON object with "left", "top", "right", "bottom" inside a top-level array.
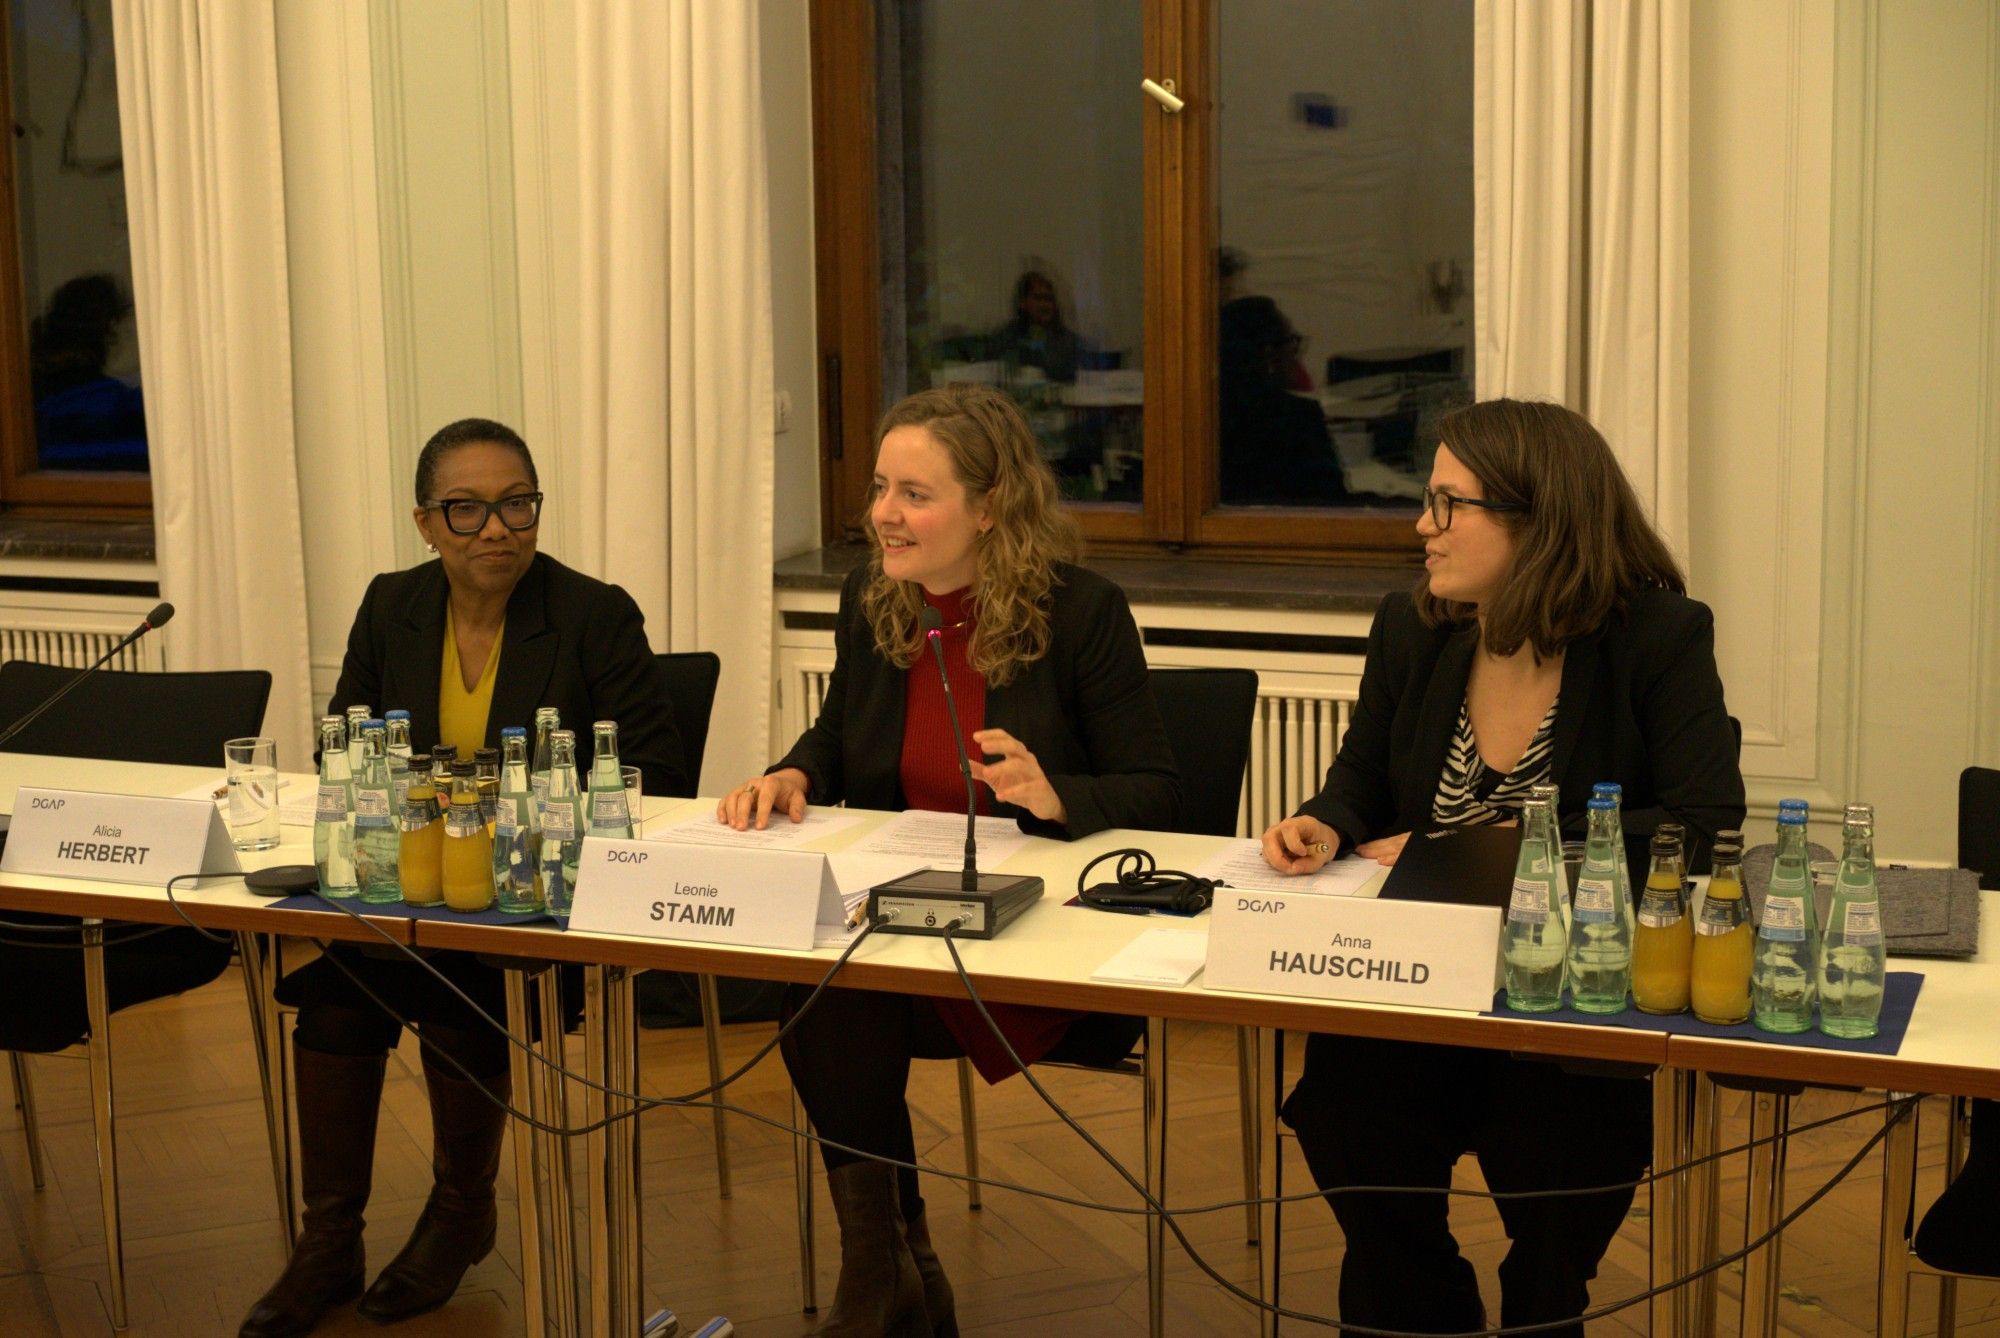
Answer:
[
  {"left": 0, "top": 6, "right": 152, "bottom": 518},
  {"left": 810, "top": 0, "right": 1424, "bottom": 563}
]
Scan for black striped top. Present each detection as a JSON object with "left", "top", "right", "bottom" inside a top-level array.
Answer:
[{"left": 1431, "top": 696, "right": 1558, "bottom": 827}]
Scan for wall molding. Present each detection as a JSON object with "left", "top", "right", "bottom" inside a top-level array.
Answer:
[
  {"left": 367, "top": 0, "right": 424, "bottom": 572},
  {"left": 1974, "top": 4, "right": 2000, "bottom": 766}
]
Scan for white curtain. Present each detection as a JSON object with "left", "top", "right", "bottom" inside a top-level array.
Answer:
[
  {"left": 1474, "top": 0, "right": 1690, "bottom": 562},
  {"left": 575, "top": 2, "right": 775, "bottom": 795},
  {"left": 111, "top": 0, "right": 315, "bottom": 769}
]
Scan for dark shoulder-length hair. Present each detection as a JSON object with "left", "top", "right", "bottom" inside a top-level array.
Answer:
[{"left": 1413, "top": 398, "right": 1685, "bottom": 659}]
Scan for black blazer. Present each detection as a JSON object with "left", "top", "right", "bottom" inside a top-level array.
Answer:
[
  {"left": 1300, "top": 588, "right": 1745, "bottom": 869},
  {"left": 327, "top": 553, "right": 689, "bottom": 798},
  {"left": 774, "top": 563, "right": 1180, "bottom": 838}
]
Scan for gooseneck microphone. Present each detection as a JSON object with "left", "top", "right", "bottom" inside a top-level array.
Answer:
[
  {"left": 0, "top": 602, "right": 176, "bottom": 751},
  {"left": 866, "top": 602, "right": 1045, "bottom": 939},
  {"left": 919, "top": 604, "right": 982, "bottom": 891}
]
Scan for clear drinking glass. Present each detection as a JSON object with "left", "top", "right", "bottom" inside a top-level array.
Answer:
[
  {"left": 622, "top": 765, "right": 643, "bottom": 837},
  {"left": 224, "top": 737, "right": 282, "bottom": 851}
]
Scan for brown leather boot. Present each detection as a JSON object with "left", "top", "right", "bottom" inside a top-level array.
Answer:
[
  {"left": 239, "top": 1046, "right": 387, "bottom": 1338},
  {"left": 904, "top": 1201, "right": 959, "bottom": 1337},
  {"left": 354, "top": 1062, "right": 507, "bottom": 1324},
  {"left": 816, "top": 1161, "right": 932, "bottom": 1337}
]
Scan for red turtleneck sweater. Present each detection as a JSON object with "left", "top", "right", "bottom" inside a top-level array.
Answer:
[{"left": 901, "top": 586, "right": 1083, "bottom": 1082}]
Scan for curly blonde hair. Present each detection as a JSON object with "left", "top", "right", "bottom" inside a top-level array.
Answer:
[{"left": 859, "top": 384, "right": 1081, "bottom": 686}]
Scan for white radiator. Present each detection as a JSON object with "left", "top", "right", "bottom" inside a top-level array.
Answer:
[
  {"left": 785, "top": 665, "right": 1358, "bottom": 838},
  {"left": 0, "top": 594, "right": 167, "bottom": 674}
]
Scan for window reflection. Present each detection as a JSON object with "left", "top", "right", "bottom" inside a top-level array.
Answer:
[
  {"left": 878, "top": 1, "right": 1144, "bottom": 505},
  {"left": 1214, "top": 0, "right": 1473, "bottom": 512}
]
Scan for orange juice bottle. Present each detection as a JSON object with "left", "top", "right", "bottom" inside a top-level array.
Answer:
[
  {"left": 397, "top": 753, "right": 444, "bottom": 906},
  {"left": 1632, "top": 828, "right": 1692, "bottom": 1013},
  {"left": 1690, "top": 833, "right": 1753, "bottom": 1024},
  {"left": 442, "top": 761, "right": 496, "bottom": 912}
]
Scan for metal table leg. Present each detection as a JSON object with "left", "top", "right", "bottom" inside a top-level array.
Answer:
[
  {"left": 584, "top": 964, "right": 641, "bottom": 1337},
  {"left": 504, "top": 969, "right": 548, "bottom": 1334},
  {"left": 1877, "top": 1092, "right": 1918, "bottom": 1338},
  {"left": 237, "top": 931, "right": 297, "bottom": 1247},
  {"left": 1650, "top": 1065, "right": 1690, "bottom": 1338},
  {"left": 1142, "top": 1017, "right": 1168, "bottom": 1338},
  {"left": 1689, "top": 1071, "right": 1721, "bottom": 1338},
  {"left": 1739, "top": 1088, "right": 1792, "bottom": 1338},
  {"left": 1236, "top": 1025, "right": 1260, "bottom": 1246},
  {"left": 81, "top": 920, "right": 127, "bottom": 1330},
  {"left": 791, "top": 1087, "right": 818, "bottom": 1314},
  {"left": 537, "top": 968, "right": 578, "bottom": 1337},
  {"left": 696, "top": 975, "right": 732, "bottom": 1198},
  {"left": 1257, "top": 1027, "right": 1283, "bottom": 1338}
]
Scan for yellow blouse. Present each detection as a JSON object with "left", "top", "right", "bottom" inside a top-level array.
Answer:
[{"left": 438, "top": 616, "right": 502, "bottom": 760}]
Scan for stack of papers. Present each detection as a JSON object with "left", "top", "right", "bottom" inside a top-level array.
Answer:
[{"left": 1190, "top": 840, "right": 1380, "bottom": 898}]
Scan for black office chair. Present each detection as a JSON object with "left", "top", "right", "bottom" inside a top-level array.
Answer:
[
  {"left": 805, "top": 667, "right": 1261, "bottom": 1335},
  {"left": 0, "top": 658, "right": 270, "bottom": 1329},
  {"left": 1889, "top": 766, "right": 2000, "bottom": 1333},
  {"left": 0, "top": 660, "right": 273, "bottom": 766}
]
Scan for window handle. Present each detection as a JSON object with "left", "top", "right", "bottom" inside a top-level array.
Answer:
[{"left": 1141, "top": 78, "right": 1183, "bottom": 114}]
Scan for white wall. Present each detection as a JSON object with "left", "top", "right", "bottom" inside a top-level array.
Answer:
[{"left": 1688, "top": 0, "right": 2000, "bottom": 861}]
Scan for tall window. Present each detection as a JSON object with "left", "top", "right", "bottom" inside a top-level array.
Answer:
[
  {"left": 0, "top": 0, "right": 151, "bottom": 514},
  {"left": 813, "top": 0, "right": 1472, "bottom": 559}
]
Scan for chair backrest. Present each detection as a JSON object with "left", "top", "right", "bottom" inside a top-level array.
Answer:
[
  {"left": 1960, "top": 766, "right": 2000, "bottom": 890},
  {"left": 1147, "top": 667, "right": 1259, "bottom": 838},
  {"left": 655, "top": 651, "right": 722, "bottom": 785},
  {"left": 0, "top": 660, "right": 272, "bottom": 767}
]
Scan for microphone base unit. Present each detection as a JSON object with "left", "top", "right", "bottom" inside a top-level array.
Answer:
[{"left": 868, "top": 868, "right": 1045, "bottom": 939}]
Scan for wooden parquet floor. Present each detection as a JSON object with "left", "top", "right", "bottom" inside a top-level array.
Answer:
[{"left": 0, "top": 957, "right": 1995, "bottom": 1335}]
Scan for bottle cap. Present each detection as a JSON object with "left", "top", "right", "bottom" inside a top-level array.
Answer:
[
  {"left": 551, "top": 729, "right": 576, "bottom": 743},
  {"left": 434, "top": 745, "right": 457, "bottom": 760},
  {"left": 501, "top": 725, "right": 527, "bottom": 738},
  {"left": 593, "top": 719, "right": 617, "bottom": 731},
  {"left": 1592, "top": 782, "right": 1623, "bottom": 798},
  {"left": 363, "top": 718, "right": 384, "bottom": 731},
  {"left": 385, "top": 709, "right": 411, "bottom": 721},
  {"left": 1778, "top": 798, "right": 1808, "bottom": 811},
  {"left": 1586, "top": 797, "right": 1614, "bottom": 812},
  {"left": 451, "top": 761, "right": 475, "bottom": 776},
  {"left": 474, "top": 748, "right": 500, "bottom": 763},
  {"left": 1777, "top": 810, "right": 1808, "bottom": 826}
]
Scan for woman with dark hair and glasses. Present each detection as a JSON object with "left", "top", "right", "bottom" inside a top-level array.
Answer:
[
  {"left": 242, "top": 419, "right": 687, "bottom": 1338},
  {"left": 1260, "top": 399, "right": 1744, "bottom": 1337}
]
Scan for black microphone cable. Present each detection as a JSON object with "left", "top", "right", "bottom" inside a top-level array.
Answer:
[
  {"left": 152, "top": 872, "right": 1928, "bottom": 1333},
  {"left": 936, "top": 916, "right": 1922, "bottom": 1334}
]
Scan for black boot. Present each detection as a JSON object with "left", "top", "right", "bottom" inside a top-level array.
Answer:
[
  {"left": 354, "top": 1062, "right": 507, "bottom": 1323},
  {"left": 1915, "top": 1098, "right": 2000, "bottom": 1276},
  {"left": 240, "top": 1046, "right": 387, "bottom": 1338},
  {"left": 904, "top": 1200, "right": 958, "bottom": 1337},
  {"left": 816, "top": 1162, "right": 932, "bottom": 1337}
]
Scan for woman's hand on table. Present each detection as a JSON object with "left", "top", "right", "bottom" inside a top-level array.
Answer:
[
  {"left": 1260, "top": 816, "right": 1339, "bottom": 875},
  {"left": 1355, "top": 831, "right": 1411, "bottom": 866},
  {"left": 717, "top": 768, "right": 810, "bottom": 830},
  {"left": 968, "top": 728, "right": 1066, "bottom": 824}
]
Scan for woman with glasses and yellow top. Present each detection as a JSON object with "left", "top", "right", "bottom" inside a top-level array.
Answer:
[{"left": 242, "top": 419, "right": 687, "bottom": 1338}]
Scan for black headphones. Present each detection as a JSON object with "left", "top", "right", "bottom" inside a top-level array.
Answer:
[{"left": 1075, "top": 847, "right": 1219, "bottom": 916}]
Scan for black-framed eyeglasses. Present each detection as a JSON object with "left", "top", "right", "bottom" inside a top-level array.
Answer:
[
  {"left": 421, "top": 492, "right": 544, "bottom": 536},
  {"left": 1422, "top": 485, "right": 1524, "bottom": 532}
]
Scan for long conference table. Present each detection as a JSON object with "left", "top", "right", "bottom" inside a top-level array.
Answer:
[{"left": 1, "top": 752, "right": 1993, "bottom": 1338}]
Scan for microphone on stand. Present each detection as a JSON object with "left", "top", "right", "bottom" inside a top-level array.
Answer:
[
  {"left": 867, "top": 603, "right": 1044, "bottom": 938},
  {"left": 919, "top": 604, "right": 983, "bottom": 891},
  {"left": 0, "top": 602, "right": 175, "bottom": 752}
]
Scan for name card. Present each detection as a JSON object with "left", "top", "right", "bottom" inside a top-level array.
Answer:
[
  {"left": 1205, "top": 888, "right": 1501, "bottom": 1013},
  {"left": 565, "top": 838, "right": 845, "bottom": 951},
  {"left": 1, "top": 786, "right": 242, "bottom": 888}
]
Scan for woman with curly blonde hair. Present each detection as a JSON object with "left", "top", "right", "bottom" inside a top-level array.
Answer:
[{"left": 720, "top": 382, "right": 1179, "bottom": 1336}]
